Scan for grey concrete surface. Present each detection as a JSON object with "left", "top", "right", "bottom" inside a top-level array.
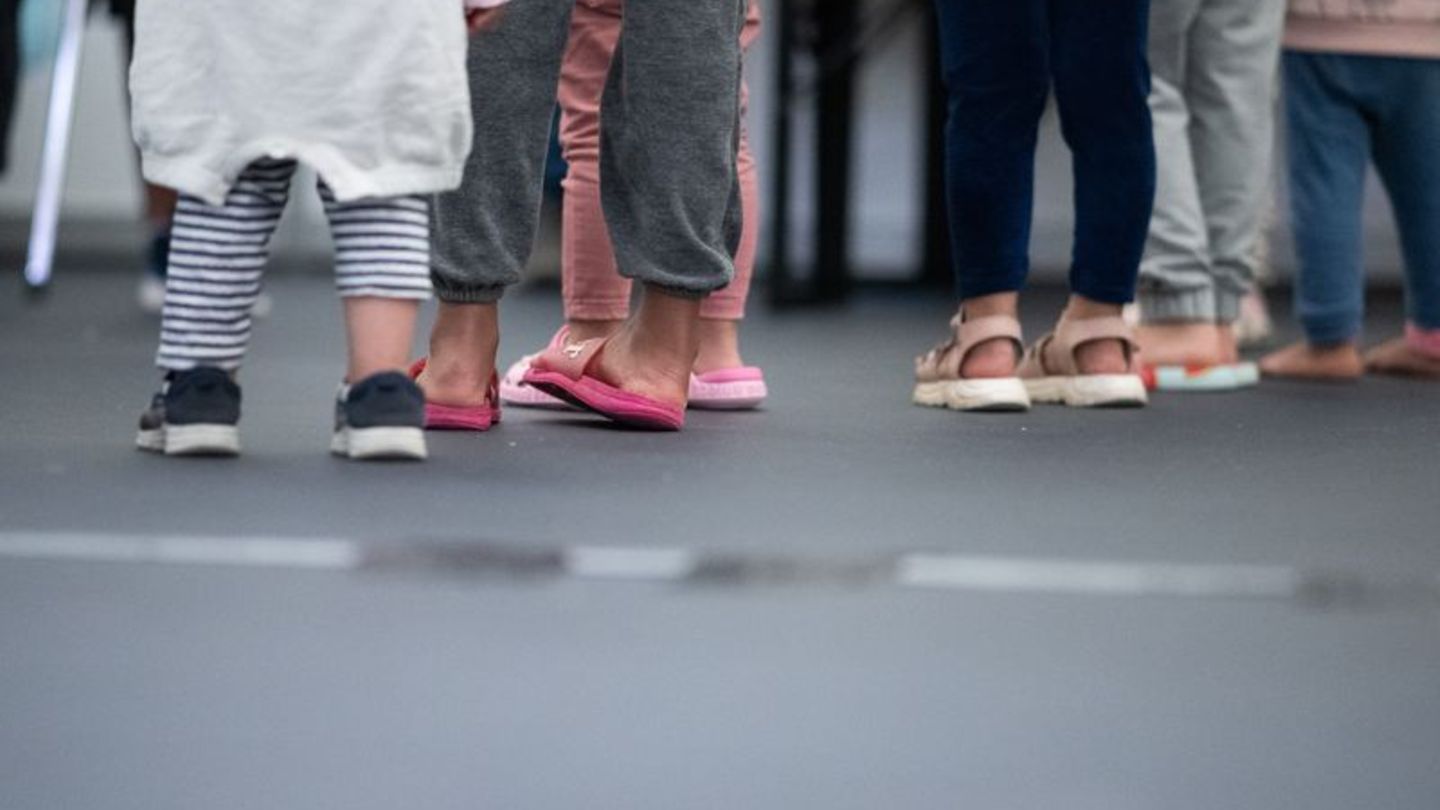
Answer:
[{"left": 1, "top": 271, "right": 1438, "bottom": 809}]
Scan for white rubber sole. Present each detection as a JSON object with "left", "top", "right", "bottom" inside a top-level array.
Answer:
[
  {"left": 135, "top": 424, "right": 241, "bottom": 457},
  {"left": 330, "top": 426, "right": 427, "bottom": 461},
  {"left": 1024, "top": 374, "right": 1148, "bottom": 408},
  {"left": 913, "top": 378, "right": 1031, "bottom": 412}
]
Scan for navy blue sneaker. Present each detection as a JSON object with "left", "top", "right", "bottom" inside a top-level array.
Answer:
[
  {"left": 331, "top": 371, "right": 427, "bottom": 461},
  {"left": 136, "top": 367, "right": 242, "bottom": 456}
]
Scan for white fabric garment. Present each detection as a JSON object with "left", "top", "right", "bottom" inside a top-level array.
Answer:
[{"left": 130, "top": 0, "right": 503, "bottom": 205}]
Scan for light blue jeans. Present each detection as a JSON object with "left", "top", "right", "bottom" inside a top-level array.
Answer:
[{"left": 1285, "top": 50, "right": 1440, "bottom": 345}]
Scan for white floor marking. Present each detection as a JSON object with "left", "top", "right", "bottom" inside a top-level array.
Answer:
[
  {"left": 564, "top": 546, "right": 699, "bottom": 581},
  {"left": 0, "top": 532, "right": 1428, "bottom": 606},
  {"left": 0, "top": 532, "right": 361, "bottom": 570},
  {"left": 895, "top": 554, "right": 1302, "bottom": 599}
]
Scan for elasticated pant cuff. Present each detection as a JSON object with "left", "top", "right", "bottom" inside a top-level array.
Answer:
[
  {"left": 432, "top": 281, "right": 507, "bottom": 305},
  {"left": 1138, "top": 287, "right": 1216, "bottom": 323}
]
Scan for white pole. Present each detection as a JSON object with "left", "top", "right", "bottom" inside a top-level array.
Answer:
[{"left": 22, "top": 0, "right": 88, "bottom": 290}]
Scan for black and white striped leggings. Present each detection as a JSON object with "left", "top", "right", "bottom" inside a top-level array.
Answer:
[{"left": 157, "top": 159, "right": 432, "bottom": 371}]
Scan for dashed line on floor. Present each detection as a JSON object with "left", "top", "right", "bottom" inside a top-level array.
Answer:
[{"left": 0, "top": 531, "right": 1436, "bottom": 611}]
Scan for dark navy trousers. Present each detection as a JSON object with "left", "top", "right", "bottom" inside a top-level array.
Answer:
[{"left": 933, "top": 0, "right": 1156, "bottom": 304}]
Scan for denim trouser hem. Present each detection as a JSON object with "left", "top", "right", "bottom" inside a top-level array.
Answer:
[{"left": 1302, "top": 316, "right": 1361, "bottom": 346}]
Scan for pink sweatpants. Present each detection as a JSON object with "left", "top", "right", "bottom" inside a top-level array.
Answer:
[{"left": 558, "top": 0, "right": 762, "bottom": 322}]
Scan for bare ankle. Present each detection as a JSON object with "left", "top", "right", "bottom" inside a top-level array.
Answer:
[
  {"left": 695, "top": 318, "right": 744, "bottom": 373},
  {"left": 566, "top": 319, "right": 623, "bottom": 343}
]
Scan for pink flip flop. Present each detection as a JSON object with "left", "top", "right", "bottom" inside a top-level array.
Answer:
[
  {"left": 688, "top": 367, "right": 768, "bottom": 410},
  {"left": 499, "top": 327, "right": 575, "bottom": 411},
  {"left": 408, "top": 359, "right": 502, "bottom": 432},
  {"left": 521, "top": 337, "right": 685, "bottom": 431}
]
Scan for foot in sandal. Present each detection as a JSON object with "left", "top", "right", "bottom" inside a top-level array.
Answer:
[
  {"left": 1135, "top": 322, "right": 1259, "bottom": 392},
  {"left": 1019, "top": 301, "right": 1148, "bottom": 408},
  {"left": 504, "top": 319, "right": 768, "bottom": 411},
  {"left": 522, "top": 287, "right": 699, "bottom": 430},
  {"left": 913, "top": 312, "right": 1030, "bottom": 412}
]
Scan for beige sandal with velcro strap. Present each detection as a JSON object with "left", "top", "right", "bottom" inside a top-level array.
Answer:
[
  {"left": 1019, "top": 315, "right": 1148, "bottom": 408},
  {"left": 913, "top": 314, "right": 1030, "bottom": 412}
]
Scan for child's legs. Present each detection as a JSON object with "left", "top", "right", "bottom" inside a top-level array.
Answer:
[
  {"left": 932, "top": 0, "right": 1049, "bottom": 302},
  {"left": 1367, "top": 57, "right": 1440, "bottom": 333},
  {"left": 1139, "top": 0, "right": 1213, "bottom": 322},
  {"left": 1049, "top": 0, "right": 1157, "bottom": 306},
  {"left": 558, "top": 0, "right": 633, "bottom": 323},
  {"left": 1284, "top": 52, "right": 1370, "bottom": 345},
  {"left": 156, "top": 159, "right": 296, "bottom": 371},
  {"left": 559, "top": 0, "right": 761, "bottom": 324},
  {"left": 1185, "top": 0, "right": 1286, "bottom": 323},
  {"left": 700, "top": 0, "right": 763, "bottom": 321},
  {"left": 321, "top": 187, "right": 432, "bottom": 381}
]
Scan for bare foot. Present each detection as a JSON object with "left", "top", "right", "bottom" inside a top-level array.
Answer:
[
  {"left": 1135, "top": 322, "right": 1228, "bottom": 367},
  {"left": 1364, "top": 337, "right": 1440, "bottom": 380},
  {"left": 1259, "top": 341, "right": 1363, "bottom": 381},
  {"left": 1235, "top": 289, "right": 1274, "bottom": 348},
  {"left": 417, "top": 302, "right": 499, "bottom": 407},
  {"left": 586, "top": 288, "right": 701, "bottom": 408},
  {"left": 694, "top": 318, "right": 746, "bottom": 374}
]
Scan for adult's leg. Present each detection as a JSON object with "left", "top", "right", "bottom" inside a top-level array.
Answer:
[
  {"left": 1050, "top": 0, "right": 1156, "bottom": 307},
  {"left": 926, "top": 0, "right": 1048, "bottom": 379},
  {"left": 584, "top": 0, "right": 747, "bottom": 407},
  {"left": 1363, "top": 55, "right": 1440, "bottom": 377},
  {"left": 156, "top": 160, "right": 295, "bottom": 371},
  {"left": 1259, "top": 52, "right": 1368, "bottom": 379},
  {"left": 1050, "top": 0, "right": 1156, "bottom": 375},
  {"left": 422, "top": 0, "right": 575, "bottom": 408},
  {"left": 933, "top": 0, "right": 1048, "bottom": 304}
]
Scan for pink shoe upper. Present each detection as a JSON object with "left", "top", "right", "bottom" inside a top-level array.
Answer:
[
  {"left": 523, "top": 337, "right": 685, "bottom": 430},
  {"left": 409, "top": 358, "right": 502, "bottom": 432}
]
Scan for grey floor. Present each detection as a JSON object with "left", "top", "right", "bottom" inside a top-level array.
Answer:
[{"left": 2, "top": 271, "right": 1438, "bottom": 809}]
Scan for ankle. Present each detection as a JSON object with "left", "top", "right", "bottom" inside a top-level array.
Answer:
[
  {"left": 1063, "top": 295, "right": 1123, "bottom": 322},
  {"left": 426, "top": 302, "right": 499, "bottom": 384},
  {"left": 566, "top": 319, "right": 623, "bottom": 343},
  {"left": 962, "top": 292, "right": 1020, "bottom": 321},
  {"left": 695, "top": 318, "right": 745, "bottom": 373}
]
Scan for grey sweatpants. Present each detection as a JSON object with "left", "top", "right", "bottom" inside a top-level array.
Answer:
[
  {"left": 431, "top": 0, "right": 746, "bottom": 304},
  {"left": 1137, "top": 0, "right": 1285, "bottom": 324}
]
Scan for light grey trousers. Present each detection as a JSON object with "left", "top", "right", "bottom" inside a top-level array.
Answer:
[
  {"left": 1138, "top": 0, "right": 1286, "bottom": 324},
  {"left": 431, "top": 0, "right": 746, "bottom": 304}
]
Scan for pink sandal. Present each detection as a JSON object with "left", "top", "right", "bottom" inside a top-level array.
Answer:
[
  {"left": 689, "top": 367, "right": 768, "bottom": 410},
  {"left": 500, "top": 328, "right": 575, "bottom": 410},
  {"left": 521, "top": 337, "right": 686, "bottom": 431},
  {"left": 408, "top": 359, "right": 502, "bottom": 431}
]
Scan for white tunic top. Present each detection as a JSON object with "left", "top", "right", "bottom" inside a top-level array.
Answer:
[{"left": 130, "top": 0, "right": 503, "bottom": 205}]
